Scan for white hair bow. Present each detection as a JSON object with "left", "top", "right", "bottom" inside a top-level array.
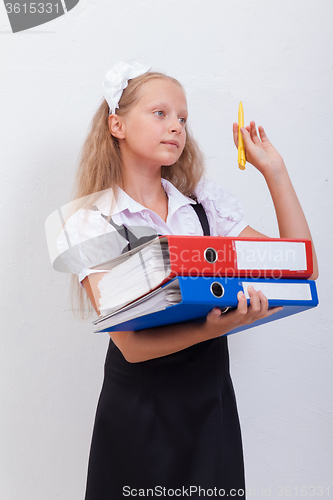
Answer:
[{"left": 102, "top": 61, "right": 151, "bottom": 115}]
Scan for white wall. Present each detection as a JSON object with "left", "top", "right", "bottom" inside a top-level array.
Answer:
[{"left": 1, "top": 0, "right": 332, "bottom": 498}]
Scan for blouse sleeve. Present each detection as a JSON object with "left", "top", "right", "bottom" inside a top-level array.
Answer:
[
  {"left": 56, "top": 209, "right": 129, "bottom": 286},
  {"left": 193, "top": 178, "right": 248, "bottom": 237}
]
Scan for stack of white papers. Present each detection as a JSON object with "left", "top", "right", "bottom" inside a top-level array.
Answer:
[
  {"left": 94, "top": 279, "right": 182, "bottom": 331},
  {"left": 97, "top": 240, "right": 171, "bottom": 316}
]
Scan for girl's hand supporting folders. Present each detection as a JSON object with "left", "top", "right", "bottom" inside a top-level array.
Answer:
[
  {"left": 205, "top": 286, "right": 282, "bottom": 336},
  {"left": 108, "top": 288, "right": 282, "bottom": 364},
  {"left": 83, "top": 273, "right": 282, "bottom": 363}
]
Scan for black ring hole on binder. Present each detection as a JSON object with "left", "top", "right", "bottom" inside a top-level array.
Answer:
[
  {"left": 204, "top": 247, "right": 217, "bottom": 264},
  {"left": 210, "top": 282, "right": 225, "bottom": 298}
]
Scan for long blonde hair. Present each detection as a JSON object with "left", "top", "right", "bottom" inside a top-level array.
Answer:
[{"left": 70, "top": 71, "right": 206, "bottom": 318}]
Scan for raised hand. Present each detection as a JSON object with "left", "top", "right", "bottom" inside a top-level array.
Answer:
[{"left": 232, "top": 121, "right": 285, "bottom": 177}]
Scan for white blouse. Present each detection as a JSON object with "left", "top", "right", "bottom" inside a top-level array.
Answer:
[{"left": 56, "top": 178, "right": 248, "bottom": 285}]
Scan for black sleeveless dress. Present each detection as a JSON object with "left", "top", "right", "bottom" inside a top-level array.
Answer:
[{"left": 84, "top": 204, "right": 246, "bottom": 499}]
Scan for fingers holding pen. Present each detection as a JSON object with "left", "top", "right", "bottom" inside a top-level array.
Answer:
[
  {"left": 233, "top": 121, "right": 269, "bottom": 146},
  {"left": 239, "top": 124, "right": 261, "bottom": 152},
  {"left": 233, "top": 121, "right": 261, "bottom": 150}
]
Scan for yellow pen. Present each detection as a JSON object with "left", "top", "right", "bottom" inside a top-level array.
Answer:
[{"left": 237, "top": 101, "right": 246, "bottom": 170}]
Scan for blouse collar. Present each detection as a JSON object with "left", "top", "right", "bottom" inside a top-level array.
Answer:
[{"left": 94, "top": 179, "right": 196, "bottom": 217}]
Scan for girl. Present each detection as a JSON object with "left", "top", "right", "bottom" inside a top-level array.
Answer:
[{"left": 59, "top": 62, "right": 318, "bottom": 499}]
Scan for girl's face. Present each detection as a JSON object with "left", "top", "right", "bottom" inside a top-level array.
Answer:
[{"left": 118, "top": 78, "right": 188, "bottom": 170}]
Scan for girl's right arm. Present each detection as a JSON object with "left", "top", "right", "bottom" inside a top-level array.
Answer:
[{"left": 82, "top": 276, "right": 282, "bottom": 363}]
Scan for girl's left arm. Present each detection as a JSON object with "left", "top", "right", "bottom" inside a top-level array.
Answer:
[{"left": 233, "top": 121, "right": 319, "bottom": 280}]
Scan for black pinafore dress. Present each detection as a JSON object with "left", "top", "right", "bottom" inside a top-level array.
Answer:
[{"left": 84, "top": 204, "right": 246, "bottom": 499}]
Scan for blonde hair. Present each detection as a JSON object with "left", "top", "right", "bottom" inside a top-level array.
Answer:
[{"left": 70, "top": 71, "right": 206, "bottom": 318}]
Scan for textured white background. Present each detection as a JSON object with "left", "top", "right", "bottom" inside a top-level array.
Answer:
[{"left": 0, "top": 1, "right": 332, "bottom": 498}]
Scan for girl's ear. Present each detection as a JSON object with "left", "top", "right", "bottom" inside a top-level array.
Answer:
[{"left": 108, "top": 114, "right": 125, "bottom": 139}]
